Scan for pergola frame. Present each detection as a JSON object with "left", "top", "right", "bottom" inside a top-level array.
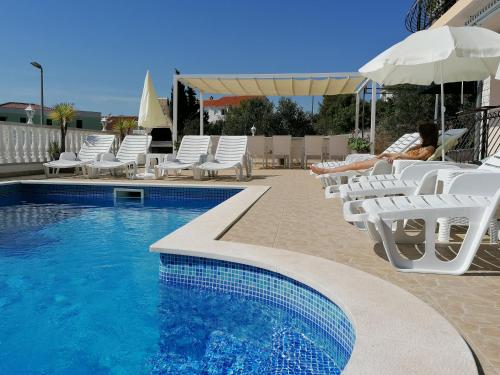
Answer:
[{"left": 172, "top": 72, "right": 377, "bottom": 153}]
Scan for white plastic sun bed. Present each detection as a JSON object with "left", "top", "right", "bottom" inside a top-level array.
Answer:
[
  {"left": 154, "top": 135, "right": 210, "bottom": 178},
  {"left": 329, "top": 162, "right": 460, "bottom": 201},
  {"left": 311, "top": 132, "right": 420, "bottom": 174},
  {"left": 197, "top": 136, "right": 249, "bottom": 181},
  {"left": 343, "top": 172, "right": 500, "bottom": 275},
  {"left": 319, "top": 128, "right": 468, "bottom": 190},
  {"left": 88, "top": 135, "right": 152, "bottom": 179},
  {"left": 43, "top": 134, "right": 116, "bottom": 177}
]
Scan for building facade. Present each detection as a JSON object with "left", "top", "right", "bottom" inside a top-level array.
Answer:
[
  {"left": 0, "top": 102, "right": 102, "bottom": 130},
  {"left": 204, "top": 96, "right": 257, "bottom": 123},
  {"left": 406, "top": 0, "right": 500, "bottom": 106}
]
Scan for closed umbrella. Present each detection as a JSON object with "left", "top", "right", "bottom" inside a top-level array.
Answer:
[
  {"left": 136, "top": 71, "right": 171, "bottom": 179},
  {"left": 360, "top": 26, "right": 500, "bottom": 160},
  {"left": 138, "top": 70, "right": 171, "bottom": 130}
]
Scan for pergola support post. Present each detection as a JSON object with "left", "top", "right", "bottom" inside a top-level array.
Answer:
[
  {"left": 173, "top": 74, "right": 178, "bottom": 152},
  {"left": 370, "top": 80, "right": 377, "bottom": 154},
  {"left": 355, "top": 92, "right": 360, "bottom": 133},
  {"left": 199, "top": 91, "right": 204, "bottom": 135}
]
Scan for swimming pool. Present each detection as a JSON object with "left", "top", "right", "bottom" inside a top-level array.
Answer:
[{"left": 0, "top": 182, "right": 354, "bottom": 374}]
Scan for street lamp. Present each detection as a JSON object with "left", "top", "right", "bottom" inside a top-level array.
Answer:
[{"left": 30, "top": 61, "right": 44, "bottom": 125}]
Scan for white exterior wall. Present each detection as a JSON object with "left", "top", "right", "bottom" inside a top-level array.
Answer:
[{"left": 206, "top": 108, "right": 225, "bottom": 123}]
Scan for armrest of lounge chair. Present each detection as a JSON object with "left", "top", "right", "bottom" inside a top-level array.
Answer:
[
  {"left": 59, "top": 152, "right": 77, "bottom": 161},
  {"left": 345, "top": 153, "right": 376, "bottom": 163},
  {"left": 198, "top": 154, "right": 208, "bottom": 164},
  {"left": 371, "top": 160, "right": 393, "bottom": 175},
  {"left": 100, "top": 152, "right": 117, "bottom": 162}
]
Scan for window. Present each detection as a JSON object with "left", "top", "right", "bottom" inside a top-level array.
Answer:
[
  {"left": 20, "top": 117, "right": 27, "bottom": 123},
  {"left": 220, "top": 109, "right": 226, "bottom": 115},
  {"left": 0, "top": 116, "right": 7, "bottom": 121},
  {"left": 76, "top": 119, "right": 83, "bottom": 129},
  {"left": 46, "top": 119, "right": 52, "bottom": 125}
]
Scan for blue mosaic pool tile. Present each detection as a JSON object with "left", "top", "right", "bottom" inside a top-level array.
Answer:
[
  {"left": 159, "top": 254, "right": 355, "bottom": 371},
  {"left": 0, "top": 183, "right": 22, "bottom": 206},
  {"left": 0, "top": 183, "right": 241, "bottom": 205}
]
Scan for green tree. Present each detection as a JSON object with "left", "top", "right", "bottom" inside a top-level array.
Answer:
[
  {"left": 49, "top": 103, "right": 77, "bottom": 153},
  {"left": 315, "top": 95, "right": 357, "bottom": 135},
  {"left": 223, "top": 97, "right": 275, "bottom": 135},
  {"left": 273, "top": 98, "right": 314, "bottom": 136},
  {"left": 113, "top": 118, "right": 137, "bottom": 141},
  {"left": 169, "top": 69, "right": 200, "bottom": 138}
]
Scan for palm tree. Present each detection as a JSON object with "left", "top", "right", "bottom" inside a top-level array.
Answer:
[
  {"left": 113, "top": 118, "right": 137, "bottom": 141},
  {"left": 49, "top": 103, "right": 77, "bottom": 153}
]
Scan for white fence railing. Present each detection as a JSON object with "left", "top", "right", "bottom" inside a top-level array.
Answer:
[{"left": 0, "top": 122, "right": 117, "bottom": 165}]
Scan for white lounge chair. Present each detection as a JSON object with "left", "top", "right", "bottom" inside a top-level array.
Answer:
[
  {"left": 320, "top": 128, "right": 468, "bottom": 190},
  {"left": 198, "top": 136, "right": 249, "bottom": 180},
  {"left": 88, "top": 135, "right": 152, "bottom": 179},
  {"left": 312, "top": 132, "right": 420, "bottom": 173},
  {"left": 154, "top": 135, "right": 210, "bottom": 178},
  {"left": 343, "top": 172, "right": 500, "bottom": 275},
  {"left": 43, "top": 134, "right": 116, "bottom": 177},
  {"left": 349, "top": 128, "right": 469, "bottom": 185},
  {"left": 330, "top": 162, "right": 460, "bottom": 201}
]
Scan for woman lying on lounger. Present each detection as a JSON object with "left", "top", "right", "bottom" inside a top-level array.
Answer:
[{"left": 310, "top": 122, "right": 438, "bottom": 175}]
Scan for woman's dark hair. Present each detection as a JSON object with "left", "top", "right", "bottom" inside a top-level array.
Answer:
[{"left": 417, "top": 121, "right": 438, "bottom": 148}]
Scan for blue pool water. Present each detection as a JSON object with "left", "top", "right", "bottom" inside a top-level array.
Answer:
[{"left": 0, "top": 184, "right": 348, "bottom": 374}]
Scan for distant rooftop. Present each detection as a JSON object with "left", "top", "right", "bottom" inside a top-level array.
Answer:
[
  {"left": 204, "top": 96, "right": 257, "bottom": 109},
  {"left": 0, "top": 102, "right": 52, "bottom": 111},
  {"left": 0, "top": 101, "right": 100, "bottom": 115}
]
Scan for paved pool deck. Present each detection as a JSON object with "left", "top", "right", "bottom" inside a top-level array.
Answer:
[{"left": 4, "top": 168, "right": 500, "bottom": 374}]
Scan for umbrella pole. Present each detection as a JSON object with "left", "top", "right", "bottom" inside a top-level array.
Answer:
[{"left": 440, "top": 69, "right": 445, "bottom": 161}]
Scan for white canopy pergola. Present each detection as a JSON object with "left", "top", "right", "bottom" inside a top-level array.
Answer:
[{"left": 172, "top": 73, "right": 377, "bottom": 152}]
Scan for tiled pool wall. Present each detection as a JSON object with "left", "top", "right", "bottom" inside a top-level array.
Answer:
[
  {"left": 0, "top": 183, "right": 241, "bottom": 204},
  {"left": 0, "top": 183, "right": 22, "bottom": 206},
  {"left": 159, "top": 254, "right": 356, "bottom": 370}
]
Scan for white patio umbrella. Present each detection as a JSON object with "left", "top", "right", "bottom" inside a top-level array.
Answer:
[
  {"left": 136, "top": 71, "right": 171, "bottom": 179},
  {"left": 360, "top": 26, "right": 500, "bottom": 160},
  {"left": 138, "top": 70, "right": 171, "bottom": 130}
]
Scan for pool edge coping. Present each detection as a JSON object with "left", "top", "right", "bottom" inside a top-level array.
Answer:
[{"left": 3, "top": 180, "right": 478, "bottom": 375}]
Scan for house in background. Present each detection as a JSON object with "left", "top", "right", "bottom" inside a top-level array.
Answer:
[
  {"left": 0, "top": 102, "right": 102, "bottom": 130},
  {"left": 406, "top": 0, "right": 500, "bottom": 106},
  {"left": 204, "top": 96, "right": 257, "bottom": 123}
]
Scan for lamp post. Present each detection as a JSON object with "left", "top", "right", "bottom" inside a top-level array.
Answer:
[
  {"left": 30, "top": 61, "right": 44, "bottom": 125},
  {"left": 101, "top": 116, "right": 108, "bottom": 132},
  {"left": 250, "top": 125, "right": 256, "bottom": 136},
  {"left": 25, "top": 104, "right": 35, "bottom": 124}
]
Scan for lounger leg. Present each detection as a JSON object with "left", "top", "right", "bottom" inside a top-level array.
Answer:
[{"left": 376, "top": 212, "right": 486, "bottom": 274}]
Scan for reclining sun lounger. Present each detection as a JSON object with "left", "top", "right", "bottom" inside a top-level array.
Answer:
[
  {"left": 343, "top": 172, "right": 500, "bottom": 275},
  {"left": 43, "top": 134, "right": 116, "bottom": 177},
  {"left": 88, "top": 135, "right": 152, "bottom": 179},
  {"left": 311, "top": 132, "right": 420, "bottom": 174},
  {"left": 197, "top": 136, "right": 249, "bottom": 181},
  {"left": 320, "top": 128, "right": 468, "bottom": 190},
  {"left": 154, "top": 135, "right": 210, "bottom": 178},
  {"left": 330, "top": 162, "right": 460, "bottom": 201}
]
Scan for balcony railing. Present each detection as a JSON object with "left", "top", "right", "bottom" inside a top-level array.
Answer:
[
  {"left": 445, "top": 106, "right": 500, "bottom": 163},
  {"left": 405, "top": 0, "right": 458, "bottom": 32},
  {"left": 0, "top": 122, "right": 117, "bottom": 165}
]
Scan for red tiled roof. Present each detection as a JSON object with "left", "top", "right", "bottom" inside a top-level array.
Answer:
[
  {"left": 0, "top": 102, "right": 52, "bottom": 111},
  {"left": 204, "top": 96, "right": 257, "bottom": 109}
]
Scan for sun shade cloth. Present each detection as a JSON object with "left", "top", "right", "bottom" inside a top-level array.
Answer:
[
  {"left": 178, "top": 74, "right": 365, "bottom": 96},
  {"left": 139, "top": 70, "right": 171, "bottom": 129}
]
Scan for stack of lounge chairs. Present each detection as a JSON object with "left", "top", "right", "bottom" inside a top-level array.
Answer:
[{"left": 316, "top": 129, "right": 500, "bottom": 275}]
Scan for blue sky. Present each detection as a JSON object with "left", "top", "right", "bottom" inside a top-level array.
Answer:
[{"left": 0, "top": 1, "right": 411, "bottom": 115}]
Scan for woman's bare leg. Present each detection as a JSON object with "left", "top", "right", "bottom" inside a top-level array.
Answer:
[{"left": 311, "top": 158, "right": 379, "bottom": 174}]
